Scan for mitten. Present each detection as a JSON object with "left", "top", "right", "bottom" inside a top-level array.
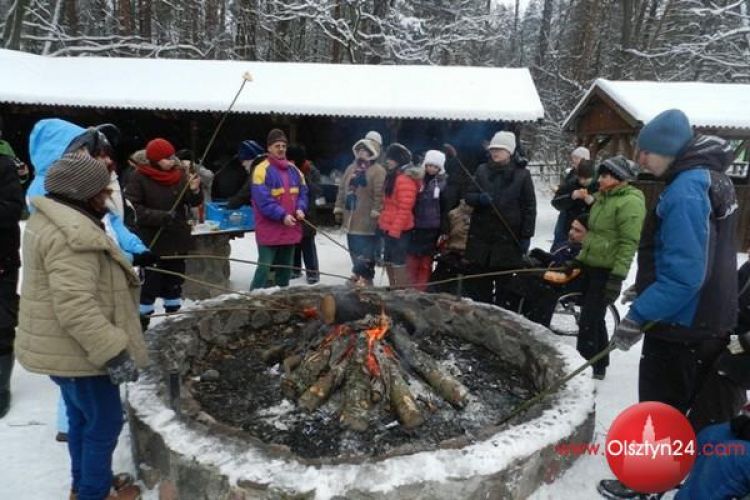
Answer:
[
  {"left": 105, "top": 351, "right": 139, "bottom": 385},
  {"left": 611, "top": 318, "right": 643, "bottom": 351}
]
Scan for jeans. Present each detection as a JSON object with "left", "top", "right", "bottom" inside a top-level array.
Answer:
[
  {"left": 51, "top": 375, "right": 123, "bottom": 500},
  {"left": 347, "top": 234, "right": 379, "bottom": 280},
  {"left": 251, "top": 245, "right": 295, "bottom": 289}
]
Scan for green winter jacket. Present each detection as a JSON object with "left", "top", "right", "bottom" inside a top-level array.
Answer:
[{"left": 576, "top": 183, "right": 646, "bottom": 278}]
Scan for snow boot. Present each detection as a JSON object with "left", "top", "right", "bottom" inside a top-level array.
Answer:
[
  {"left": 69, "top": 474, "right": 138, "bottom": 500},
  {"left": 597, "top": 479, "right": 666, "bottom": 499},
  {"left": 0, "top": 353, "right": 13, "bottom": 418},
  {"left": 106, "top": 483, "right": 141, "bottom": 499}
]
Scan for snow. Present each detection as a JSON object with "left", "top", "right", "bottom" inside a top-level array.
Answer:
[
  {"left": 0, "top": 49, "right": 545, "bottom": 122},
  {"left": 563, "top": 78, "right": 750, "bottom": 131},
  {"left": 0, "top": 186, "right": 738, "bottom": 499}
]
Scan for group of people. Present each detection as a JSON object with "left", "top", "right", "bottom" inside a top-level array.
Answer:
[{"left": 0, "top": 107, "right": 749, "bottom": 499}]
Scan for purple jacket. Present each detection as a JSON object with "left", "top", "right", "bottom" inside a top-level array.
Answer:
[
  {"left": 413, "top": 174, "right": 445, "bottom": 229},
  {"left": 251, "top": 157, "right": 308, "bottom": 246}
]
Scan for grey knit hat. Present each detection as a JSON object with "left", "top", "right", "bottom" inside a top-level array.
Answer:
[{"left": 45, "top": 153, "right": 111, "bottom": 201}]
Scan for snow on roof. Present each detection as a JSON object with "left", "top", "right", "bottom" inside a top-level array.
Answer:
[
  {"left": 0, "top": 49, "right": 544, "bottom": 122},
  {"left": 564, "top": 78, "right": 750, "bottom": 131}
]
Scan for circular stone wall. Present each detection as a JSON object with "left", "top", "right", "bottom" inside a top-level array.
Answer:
[{"left": 127, "top": 287, "right": 595, "bottom": 500}]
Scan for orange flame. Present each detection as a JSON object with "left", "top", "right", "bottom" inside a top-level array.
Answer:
[{"left": 364, "top": 309, "right": 390, "bottom": 377}]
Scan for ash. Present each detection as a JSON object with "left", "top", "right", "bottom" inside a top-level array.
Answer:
[{"left": 190, "top": 316, "right": 535, "bottom": 460}]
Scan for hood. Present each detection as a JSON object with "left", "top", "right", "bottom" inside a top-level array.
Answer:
[
  {"left": 402, "top": 162, "right": 425, "bottom": 181},
  {"left": 29, "top": 119, "right": 86, "bottom": 178},
  {"left": 666, "top": 135, "right": 734, "bottom": 183}
]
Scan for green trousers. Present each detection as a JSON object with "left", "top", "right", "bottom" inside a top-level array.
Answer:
[{"left": 251, "top": 245, "right": 295, "bottom": 290}]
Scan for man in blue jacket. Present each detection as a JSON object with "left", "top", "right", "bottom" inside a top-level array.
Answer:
[{"left": 599, "top": 109, "right": 739, "bottom": 499}]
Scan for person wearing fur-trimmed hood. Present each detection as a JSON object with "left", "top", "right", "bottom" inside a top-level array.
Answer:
[
  {"left": 334, "top": 135, "right": 386, "bottom": 286},
  {"left": 378, "top": 143, "right": 424, "bottom": 289}
]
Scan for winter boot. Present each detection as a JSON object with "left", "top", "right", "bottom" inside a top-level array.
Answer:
[
  {"left": 106, "top": 483, "right": 141, "bottom": 499},
  {"left": 597, "top": 479, "right": 665, "bottom": 499},
  {"left": 0, "top": 353, "right": 13, "bottom": 418}
]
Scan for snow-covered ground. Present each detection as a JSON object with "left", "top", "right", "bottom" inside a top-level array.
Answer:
[{"left": 0, "top": 186, "right": 739, "bottom": 499}]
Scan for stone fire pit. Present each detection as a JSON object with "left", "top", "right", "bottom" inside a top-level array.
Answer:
[{"left": 127, "top": 286, "right": 594, "bottom": 499}]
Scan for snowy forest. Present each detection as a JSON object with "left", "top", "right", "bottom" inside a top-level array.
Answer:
[{"left": 2, "top": 0, "right": 750, "bottom": 160}]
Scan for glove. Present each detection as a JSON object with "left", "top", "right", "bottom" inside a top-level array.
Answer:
[
  {"left": 162, "top": 210, "right": 179, "bottom": 224},
  {"left": 478, "top": 193, "right": 492, "bottom": 206},
  {"left": 620, "top": 284, "right": 637, "bottom": 305},
  {"left": 611, "top": 318, "right": 643, "bottom": 351},
  {"left": 562, "top": 260, "right": 582, "bottom": 275},
  {"left": 105, "top": 351, "right": 139, "bottom": 384},
  {"left": 131, "top": 251, "right": 159, "bottom": 267},
  {"left": 603, "top": 275, "right": 624, "bottom": 304}
]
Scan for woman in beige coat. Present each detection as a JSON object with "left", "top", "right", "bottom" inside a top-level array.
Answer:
[{"left": 16, "top": 153, "right": 146, "bottom": 500}]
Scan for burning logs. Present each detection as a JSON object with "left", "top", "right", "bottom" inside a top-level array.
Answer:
[{"left": 274, "top": 294, "right": 472, "bottom": 432}]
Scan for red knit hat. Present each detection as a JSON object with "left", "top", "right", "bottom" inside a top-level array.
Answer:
[{"left": 146, "top": 138, "right": 176, "bottom": 162}]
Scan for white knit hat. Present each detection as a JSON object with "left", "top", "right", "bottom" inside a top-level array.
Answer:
[
  {"left": 365, "top": 131, "right": 383, "bottom": 146},
  {"left": 572, "top": 146, "right": 591, "bottom": 160},
  {"left": 488, "top": 131, "right": 516, "bottom": 154},
  {"left": 422, "top": 150, "right": 446, "bottom": 173}
]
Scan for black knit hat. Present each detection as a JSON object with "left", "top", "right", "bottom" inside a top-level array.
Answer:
[
  {"left": 598, "top": 155, "right": 638, "bottom": 182},
  {"left": 45, "top": 153, "right": 111, "bottom": 201},
  {"left": 385, "top": 143, "right": 412, "bottom": 166},
  {"left": 266, "top": 128, "right": 288, "bottom": 147}
]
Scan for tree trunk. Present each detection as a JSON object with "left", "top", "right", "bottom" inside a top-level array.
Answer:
[
  {"left": 535, "top": 0, "right": 554, "bottom": 66},
  {"left": 118, "top": 0, "right": 134, "bottom": 36},
  {"left": 3, "top": 0, "right": 29, "bottom": 49},
  {"left": 42, "top": 0, "right": 64, "bottom": 55},
  {"left": 65, "top": 0, "right": 78, "bottom": 37},
  {"left": 138, "top": 0, "right": 152, "bottom": 40}
]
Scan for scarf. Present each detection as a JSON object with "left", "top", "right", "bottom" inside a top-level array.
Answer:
[
  {"left": 345, "top": 159, "right": 371, "bottom": 211},
  {"left": 268, "top": 156, "right": 289, "bottom": 170},
  {"left": 137, "top": 163, "right": 182, "bottom": 186}
]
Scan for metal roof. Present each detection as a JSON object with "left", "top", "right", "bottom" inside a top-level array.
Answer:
[{"left": 0, "top": 49, "right": 544, "bottom": 122}]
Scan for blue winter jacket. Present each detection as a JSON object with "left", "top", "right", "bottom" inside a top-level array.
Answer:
[
  {"left": 26, "top": 118, "right": 147, "bottom": 261},
  {"left": 630, "top": 136, "right": 738, "bottom": 340}
]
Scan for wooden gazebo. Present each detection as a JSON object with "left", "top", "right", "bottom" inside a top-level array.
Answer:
[{"left": 564, "top": 78, "right": 750, "bottom": 248}]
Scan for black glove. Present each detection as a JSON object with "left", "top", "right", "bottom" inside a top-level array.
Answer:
[
  {"left": 603, "top": 275, "right": 624, "bottom": 304},
  {"left": 611, "top": 318, "right": 643, "bottom": 351},
  {"left": 478, "top": 193, "right": 492, "bottom": 206},
  {"left": 162, "top": 210, "right": 179, "bottom": 224},
  {"left": 105, "top": 351, "right": 139, "bottom": 385},
  {"left": 131, "top": 251, "right": 159, "bottom": 267}
]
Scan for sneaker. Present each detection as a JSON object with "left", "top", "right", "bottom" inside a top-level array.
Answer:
[
  {"left": 306, "top": 276, "right": 320, "bottom": 284},
  {"left": 55, "top": 431, "right": 68, "bottom": 442}
]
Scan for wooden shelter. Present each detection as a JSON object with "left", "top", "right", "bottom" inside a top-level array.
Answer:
[{"left": 564, "top": 78, "right": 750, "bottom": 248}]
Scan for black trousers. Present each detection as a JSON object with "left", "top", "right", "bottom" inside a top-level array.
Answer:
[
  {"left": 576, "top": 267, "right": 610, "bottom": 374},
  {"left": 140, "top": 259, "right": 186, "bottom": 309},
  {"left": 293, "top": 235, "right": 319, "bottom": 278},
  {"left": 0, "top": 266, "right": 19, "bottom": 355},
  {"left": 639, "top": 335, "right": 728, "bottom": 415}
]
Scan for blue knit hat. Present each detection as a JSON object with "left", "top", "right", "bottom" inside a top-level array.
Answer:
[
  {"left": 238, "top": 140, "right": 263, "bottom": 161},
  {"left": 637, "top": 109, "right": 693, "bottom": 157}
]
